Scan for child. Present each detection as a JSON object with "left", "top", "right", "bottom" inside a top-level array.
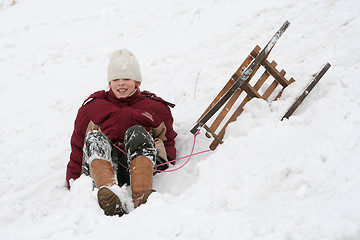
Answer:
[{"left": 66, "top": 49, "right": 177, "bottom": 216}]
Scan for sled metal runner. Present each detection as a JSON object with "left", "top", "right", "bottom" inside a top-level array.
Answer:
[
  {"left": 190, "top": 21, "right": 331, "bottom": 150},
  {"left": 281, "top": 63, "right": 331, "bottom": 120}
]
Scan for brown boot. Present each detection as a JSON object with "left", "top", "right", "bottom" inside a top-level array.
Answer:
[
  {"left": 90, "top": 159, "right": 126, "bottom": 216},
  {"left": 130, "top": 155, "right": 155, "bottom": 208},
  {"left": 90, "top": 159, "right": 117, "bottom": 188}
]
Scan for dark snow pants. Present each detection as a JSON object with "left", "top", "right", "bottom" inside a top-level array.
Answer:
[{"left": 82, "top": 125, "right": 158, "bottom": 186}]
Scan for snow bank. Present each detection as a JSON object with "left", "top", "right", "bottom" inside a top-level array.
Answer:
[{"left": 1, "top": 0, "right": 360, "bottom": 239}]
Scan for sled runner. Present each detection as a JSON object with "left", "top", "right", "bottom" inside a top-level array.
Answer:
[
  {"left": 281, "top": 62, "right": 331, "bottom": 120},
  {"left": 190, "top": 21, "right": 330, "bottom": 150}
]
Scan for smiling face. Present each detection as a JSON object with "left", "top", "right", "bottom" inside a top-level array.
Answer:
[{"left": 109, "top": 79, "right": 140, "bottom": 98}]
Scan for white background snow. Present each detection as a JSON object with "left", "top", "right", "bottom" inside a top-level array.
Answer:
[{"left": 1, "top": 0, "right": 360, "bottom": 239}]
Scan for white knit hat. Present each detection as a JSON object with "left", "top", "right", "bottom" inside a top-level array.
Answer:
[{"left": 107, "top": 49, "right": 142, "bottom": 83}]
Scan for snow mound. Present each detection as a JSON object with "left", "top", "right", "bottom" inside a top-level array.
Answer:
[{"left": 1, "top": 0, "right": 360, "bottom": 239}]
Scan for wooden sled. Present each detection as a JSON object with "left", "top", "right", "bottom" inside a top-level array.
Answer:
[{"left": 190, "top": 21, "right": 331, "bottom": 150}]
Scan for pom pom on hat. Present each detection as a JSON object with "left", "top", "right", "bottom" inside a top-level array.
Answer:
[{"left": 107, "top": 49, "right": 142, "bottom": 83}]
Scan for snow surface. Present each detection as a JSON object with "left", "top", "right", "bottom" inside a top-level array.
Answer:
[{"left": 1, "top": 0, "right": 360, "bottom": 239}]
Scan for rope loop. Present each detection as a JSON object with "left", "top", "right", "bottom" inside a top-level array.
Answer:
[{"left": 113, "top": 129, "right": 212, "bottom": 172}]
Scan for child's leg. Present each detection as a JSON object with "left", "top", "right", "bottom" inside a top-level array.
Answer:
[
  {"left": 83, "top": 130, "right": 127, "bottom": 216},
  {"left": 123, "top": 125, "right": 158, "bottom": 164},
  {"left": 124, "top": 125, "right": 157, "bottom": 208},
  {"left": 83, "top": 130, "right": 116, "bottom": 187}
]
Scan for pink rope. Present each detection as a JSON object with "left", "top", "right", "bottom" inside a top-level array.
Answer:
[
  {"left": 154, "top": 130, "right": 211, "bottom": 172},
  {"left": 112, "top": 130, "right": 211, "bottom": 172}
]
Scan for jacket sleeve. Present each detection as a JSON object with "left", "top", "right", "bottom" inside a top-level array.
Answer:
[
  {"left": 66, "top": 106, "right": 90, "bottom": 189},
  {"left": 162, "top": 106, "right": 177, "bottom": 160},
  {"left": 148, "top": 103, "right": 177, "bottom": 161}
]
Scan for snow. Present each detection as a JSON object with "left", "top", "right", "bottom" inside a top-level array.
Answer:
[{"left": 1, "top": 0, "right": 360, "bottom": 239}]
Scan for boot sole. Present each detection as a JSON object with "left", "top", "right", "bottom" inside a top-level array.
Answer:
[
  {"left": 97, "top": 187, "right": 126, "bottom": 216},
  {"left": 133, "top": 189, "right": 156, "bottom": 208}
]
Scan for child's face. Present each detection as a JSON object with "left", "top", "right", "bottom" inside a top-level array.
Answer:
[{"left": 109, "top": 79, "right": 140, "bottom": 98}]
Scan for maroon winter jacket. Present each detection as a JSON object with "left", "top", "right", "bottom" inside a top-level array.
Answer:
[{"left": 66, "top": 88, "right": 177, "bottom": 188}]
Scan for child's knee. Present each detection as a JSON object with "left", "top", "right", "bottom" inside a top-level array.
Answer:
[
  {"left": 83, "top": 130, "right": 113, "bottom": 166},
  {"left": 124, "top": 125, "right": 157, "bottom": 164}
]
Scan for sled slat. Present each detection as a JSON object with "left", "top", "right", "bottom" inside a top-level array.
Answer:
[
  {"left": 209, "top": 88, "right": 243, "bottom": 132},
  {"left": 240, "top": 82, "right": 262, "bottom": 99},
  {"left": 262, "top": 59, "right": 290, "bottom": 87},
  {"left": 262, "top": 80, "right": 279, "bottom": 100},
  {"left": 204, "top": 125, "right": 224, "bottom": 144}
]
